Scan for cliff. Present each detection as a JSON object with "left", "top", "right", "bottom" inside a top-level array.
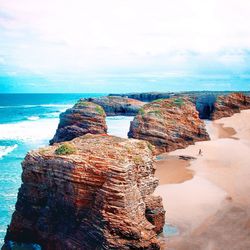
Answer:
[
  {"left": 50, "top": 101, "right": 107, "bottom": 144},
  {"left": 128, "top": 98, "right": 210, "bottom": 154},
  {"left": 109, "top": 93, "right": 176, "bottom": 102},
  {"left": 211, "top": 92, "right": 250, "bottom": 120},
  {"left": 4, "top": 134, "right": 165, "bottom": 250},
  {"left": 110, "top": 91, "right": 250, "bottom": 102},
  {"left": 84, "top": 96, "right": 145, "bottom": 116},
  {"left": 109, "top": 91, "right": 250, "bottom": 119}
]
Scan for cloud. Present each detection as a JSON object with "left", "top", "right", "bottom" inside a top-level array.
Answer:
[
  {"left": 1, "top": 0, "right": 250, "bottom": 78},
  {"left": 0, "top": 57, "right": 6, "bottom": 65}
]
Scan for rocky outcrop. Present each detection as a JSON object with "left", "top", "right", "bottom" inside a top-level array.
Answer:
[
  {"left": 84, "top": 96, "right": 145, "bottom": 116},
  {"left": 50, "top": 101, "right": 107, "bottom": 144},
  {"left": 4, "top": 134, "right": 165, "bottom": 250},
  {"left": 128, "top": 98, "right": 210, "bottom": 154},
  {"left": 145, "top": 196, "right": 165, "bottom": 235},
  {"left": 211, "top": 92, "right": 250, "bottom": 120},
  {"left": 110, "top": 91, "right": 250, "bottom": 102},
  {"left": 109, "top": 93, "right": 175, "bottom": 102},
  {"left": 109, "top": 92, "right": 250, "bottom": 119}
]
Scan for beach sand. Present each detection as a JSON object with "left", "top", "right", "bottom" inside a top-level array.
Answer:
[{"left": 155, "top": 109, "right": 250, "bottom": 250}]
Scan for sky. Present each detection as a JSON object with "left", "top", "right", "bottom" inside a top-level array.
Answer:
[{"left": 1, "top": 0, "right": 250, "bottom": 93}]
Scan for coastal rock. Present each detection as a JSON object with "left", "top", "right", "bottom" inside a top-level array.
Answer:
[
  {"left": 4, "top": 134, "right": 165, "bottom": 250},
  {"left": 145, "top": 196, "right": 165, "bottom": 234},
  {"left": 211, "top": 93, "right": 250, "bottom": 120},
  {"left": 109, "top": 91, "right": 238, "bottom": 102},
  {"left": 84, "top": 96, "right": 145, "bottom": 116},
  {"left": 109, "top": 93, "right": 175, "bottom": 102},
  {"left": 109, "top": 92, "right": 250, "bottom": 119},
  {"left": 128, "top": 98, "right": 210, "bottom": 154},
  {"left": 50, "top": 101, "right": 107, "bottom": 144}
]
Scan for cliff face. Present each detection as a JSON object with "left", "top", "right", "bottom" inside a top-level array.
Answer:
[
  {"left": 109, "top": 93, "right": 175, "bottom": 102},
  {"left": 84, "top": 96, "right": 145, "bottom": 116},
  {"left": 109, "top": 92, "right": 250, "bottom": 120},
  {"left": 4, "top": 134, "right": 165, "bottom": 250},
  {"left": 50, "top": 101, "right": 107, "bottom": 144},
  {"left": 109, "top": 91, "right": 250, "bottom": 102},
  {"left": 128, "top": 98, "right": 210, "bottom": 154},
  {"left": 211, "top": 93, "right": 250, "bottom": 120}
]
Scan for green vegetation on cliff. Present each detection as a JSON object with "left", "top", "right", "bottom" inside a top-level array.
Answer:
[{"left": 55, "top": 143, "right": 76, "bottom": 155}]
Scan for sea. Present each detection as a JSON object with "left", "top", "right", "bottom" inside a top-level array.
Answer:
[{"left": 0, "top": 93, "right": 134, "bottom": 246}]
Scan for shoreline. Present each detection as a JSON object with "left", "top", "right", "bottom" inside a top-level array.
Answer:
[{"left": 155, "top": 109, "right": 250, "bottom": 249}]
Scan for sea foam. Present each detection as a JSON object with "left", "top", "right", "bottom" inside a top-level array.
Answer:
[
  {"left": 106, "top": 116, "right": 134, "bottom": 138},
  {"left": 0, "top": 144, "right": 18, "bottom": 159},
  {"left": 0, "top": 118, "right": 59, "bottom": 143},
  {"left": 27, "top": 116, "right": 40, "bottom": 121}
]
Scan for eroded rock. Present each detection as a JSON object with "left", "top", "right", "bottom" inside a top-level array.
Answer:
[
  {"left": 84, "top": 96, "right": 145, "bottom": 116},
  {"left": 50, "top": 101, "right": 107, "bottom": 144},
  {"left": 211, "top": 92, "right": 250, "bottom": 120},
  {"left": 4, "top": 134, "right": 165, "bottom": 250},
  {"left": 128, "top": 98, "right": 210, "bottom": 154}
]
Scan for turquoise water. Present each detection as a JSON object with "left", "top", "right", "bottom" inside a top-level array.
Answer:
[{"left": 0, "top": 94, "right": 122, "bottom": 245}]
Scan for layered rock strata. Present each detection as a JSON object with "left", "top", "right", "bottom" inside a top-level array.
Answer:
[
  {"left": 4, "top": 134, "right": 165, "bottom": 250},
  {"left": 84, "top": 96, "right": 145, "bottom": 116},
  {"left": 110, "top": 92, "right": 250, "bottom": 119},
  {"left": 211, "top": 92, "right": 250, "bottom": 120},
  {"left": 50, "top": 101, "right": 107, "bottom": 144},
  {"left": 128, "top": 98, "right": 210, "bottom": 154}
]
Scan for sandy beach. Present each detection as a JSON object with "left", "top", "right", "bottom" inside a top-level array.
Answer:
[{"left": 155, "top": 110, "right": 250, "bottom": 250}]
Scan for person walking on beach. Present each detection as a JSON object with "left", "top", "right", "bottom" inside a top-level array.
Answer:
[{"left": 198, "top": 149, "right": 203, "bottom": 156}]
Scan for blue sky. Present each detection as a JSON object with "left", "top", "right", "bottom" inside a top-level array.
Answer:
[{"left": 1, "top": 0, "right": 250, "bottom": 93}]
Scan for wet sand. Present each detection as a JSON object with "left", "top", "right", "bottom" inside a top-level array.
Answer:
[
  {"left": 155, "top": 110, "right": 250, "bottom": 250},
  {"left": 207, "top": 121, "right": 237, "bottom": 140},
  {"left": 155, "top": 155, "right": 193, "bottom": 185}
]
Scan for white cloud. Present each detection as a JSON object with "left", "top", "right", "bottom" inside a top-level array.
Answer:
[
  {"left": 0, "top": 57, "right": 6, "bottom": 65},
  {"left": 1, "top": 0, "right": 250, "bottom": 75}
]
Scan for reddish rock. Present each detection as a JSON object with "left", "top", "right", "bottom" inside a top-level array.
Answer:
[
  {"left": 211, "top": 92, "right": 250, "bottom": 120},
  {"left": 50, "top": 101, "right": 107, "bottom": 144},
  {"left": 128, "top": 98, "right": 210, "bottom": 154},
  {"left": 4, "top": 134, "right": 165, "bottom": 250},
  {"left": 85, "top": 96, "right": 145, "bottom": 116},
  {"left": 145, "top": 196, "right": 165, "bottom": 234}
]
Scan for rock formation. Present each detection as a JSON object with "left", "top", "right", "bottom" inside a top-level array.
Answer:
[
  {"left": 110, "top": 91, "right": 250, "bottom": 102},
  {"left": 50, "top": 101, "right": 107, "bottom": 144},
  {"left": 128, "top": 98, "right": 210, "bottom": 154},
  {"left": 211, "top": 92, "right": 250, "bottom": 120},
  {"left": 84, "top": 96, "right": 145, "bottom": 116},
  {"left": 109, "top": 91, "right": 250, "bottom": 119},
  {"left": 4, "top": 134, "right": 165, "bottom": 250},
  {"left": 109, "top": 93, "right": 175, "bottom": 102}
]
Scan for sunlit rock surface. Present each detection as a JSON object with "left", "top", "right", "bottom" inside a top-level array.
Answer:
[
  {"left": 211, "top": 92, "right": 250, "bottom": 120},
  {"left": 84, "top": 96, "right": 145, "bottom": 116},
  {"left": 128, "top": 98, "right": 210, "bottom": 154},
  {"left": 50, "top": 101, "right": 107, "bottom": 144},
  {"left": 4, "top": 134, "right": 164, "bottom": 250}
]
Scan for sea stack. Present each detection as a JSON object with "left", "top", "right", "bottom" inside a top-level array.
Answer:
[
  {"left": 128, "top": 97, "right": 210, "bottom": 154},
  {"left": 4, "top": 134, "right": 165, "bottom": 249},
  {"left": 84, "top": 96, "right": 145, "bottom": 116},
  {"left": 50, "top": 101, "right": 107, "bottom": 144},
  {"left": 211, "top": 92, "right": 250, "bottom": 120}
]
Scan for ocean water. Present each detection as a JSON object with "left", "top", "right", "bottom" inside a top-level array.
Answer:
[{"left": 0, "top": 94, "right": 133, "bottom": 246}]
